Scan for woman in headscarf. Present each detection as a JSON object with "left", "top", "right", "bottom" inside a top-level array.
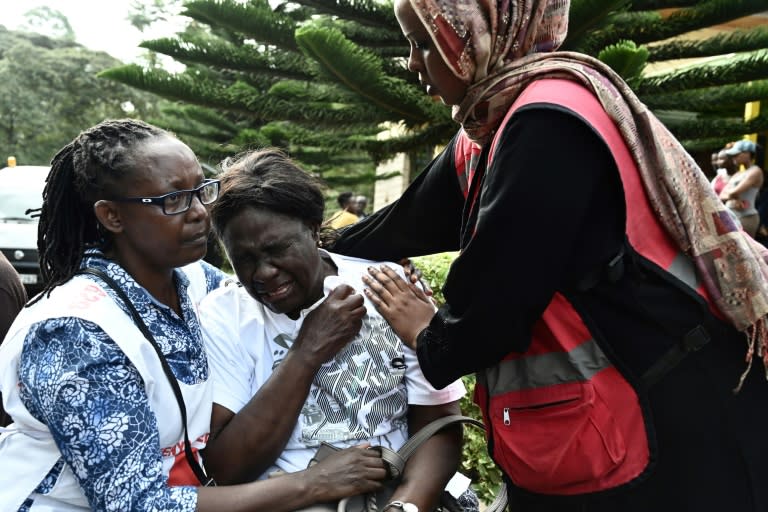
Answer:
[{"left": 331, "top": 0, "right": 768, "bottom": 510}]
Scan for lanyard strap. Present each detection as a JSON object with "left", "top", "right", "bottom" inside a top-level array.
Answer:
[{"left": 79, "top": 267, "right": 215, "bottom": 486}]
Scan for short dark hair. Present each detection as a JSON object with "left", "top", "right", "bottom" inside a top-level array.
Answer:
[
  {"left": 211, "top": 148, "right": 326, "bottom": 236},
  {"left": 337, "top": 191, "right": 354, "bottom": 208}
]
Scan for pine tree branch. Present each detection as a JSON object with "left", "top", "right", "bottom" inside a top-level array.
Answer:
[
  {"left": 263, "top": 81, "right": 411, "bottom": 127},
  {"left": 140, "top": 35, "right": 312, "bottom": 80},
  {"left": 294, "top": 0, "right": 399, "bottom": 30},
  {"left": 659, "top": 109, "right": 768, "bottom": 140},
  {"left": 161, "top": 104, "right": 240, "bottom": 135},
  {"left": 99, "top": 65, "right": 264, "bottom": 116},
  {"left": 290, "top": 148, "right": 373, "bottom": 166},
  {"left": 268, "top": 80, "right": 370, "bottom": 106},
  {"left": 179, "top": 134, "right": 241, "bottom": 160},
  {"left": 259, "top": 120, "right": 381, "bottom": 146},
  {"left": 251, "top": 95, "right": 396, "bottom": 128},
  {"left": 648, "top": 26, "right": 768, "bottom": 61},
  {"left": 151, "top": 117, "right": 232, "bottom": 142},
  {"left": 637, "top": 48, "right": 768, "bottom": 95},
  {"left": 258, "top": 119, "right": 455, "bottom": 164},
  {"left": 295, "top": 23, "right": 450, "bottom": 126},
  {"left": 678, "top": 135, "right": 740, "bottom": 152},
  {"left": 326, "top": 18, "right": 403, "bottom": 47},
  {"left": 629, "top": 0, "right": 700, "bottom": 9},
  {"left": 598, "top": 40, "right": 649, "bottom": 86},
  {"left": 183, "top": 0, "right": 299, "bottom": 50},
  {"left": 641, "top": 79, "right": 768, "bottom": 113},
  {"left": 361, "top": 122, "right": 457, "bottom": 162},
  {"left": 578, "top": 0, "right": 768, "bottom": 53},
  {"left": 320, "top": 170, "right": 400, "bottom": 188},
  {"left": 563, "top": 0, "right": 630, "bottom": 52}
]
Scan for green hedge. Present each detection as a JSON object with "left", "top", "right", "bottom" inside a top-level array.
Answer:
[{"left": 411, "top": 253, "right": 503, "bottom": 503}]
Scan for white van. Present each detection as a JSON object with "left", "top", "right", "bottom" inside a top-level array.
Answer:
[{"left": 0, "top": 165, "right": 49, "bottom": 293}]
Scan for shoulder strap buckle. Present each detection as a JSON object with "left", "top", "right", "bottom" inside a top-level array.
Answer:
[{"left": 576, "top": 245, "right": 626, "bottom": 292}]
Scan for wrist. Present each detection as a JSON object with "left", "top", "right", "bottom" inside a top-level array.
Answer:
[
  {"left": 281, "top": 347, "right": 324, "bottom": 380},
  {"left": 280, "top": 332, "right": 327, "bottom": 368},
  {"left": 298, "top": 467, "right": 329, "bottom": 504}
]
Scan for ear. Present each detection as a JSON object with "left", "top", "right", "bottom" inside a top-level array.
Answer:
[
  {"left": 93, "top": 200, "right": 124, "bottom": 235},
  {"left": 307, "top": 222, "right": 321, "bottom": 244}
]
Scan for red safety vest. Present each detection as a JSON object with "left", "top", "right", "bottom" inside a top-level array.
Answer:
[{"left": 461, "top": 78, "right": 721, "bottom": 495}]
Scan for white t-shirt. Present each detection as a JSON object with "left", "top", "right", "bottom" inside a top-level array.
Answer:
[{"left": 199, "top": 251, "right": 466, "bottom": 476}]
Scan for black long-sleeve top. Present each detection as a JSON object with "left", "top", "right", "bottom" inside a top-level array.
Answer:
[
  {"left": 333, "top": 103, "right": 744, "bottom": 386},
  {"left": 333, "top": 107, "right": 626, "bottom": 386}
]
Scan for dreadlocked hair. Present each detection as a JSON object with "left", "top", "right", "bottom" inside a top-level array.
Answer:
[{"left": 33, "top": 119, "right": 167, "bottom": 303}]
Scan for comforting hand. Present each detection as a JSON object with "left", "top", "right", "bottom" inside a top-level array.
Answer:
[
  {"left": 362, "top": 265, "right": 435, "bottom": 349},
  {"left": 294, "top": 284, "right": 366, "bottom": 366},
  {"left": 303, "top": 445, "right": 387, "bottom": 502}
]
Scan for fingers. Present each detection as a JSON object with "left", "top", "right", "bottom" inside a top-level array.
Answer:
[
  {"left": 366, "top": 265, "right": 407, "bottom": 292},
  {"left": 406, "top": 279, "right": 433, "bottom": 305},
  {"left": 363, "top": 265, "right": 434, "bottom": 312},
  {"left": 401, "top": 261, "right": 434, "bottom": 296},
  {"left": 345, "top": 447, "right": 388, "bottom": 478},
  {"left": 305, "top": 447, "right": 387, "bottom": 501},
  {"left": 405, "top": 267, "right": 423, "bottom": 287},
  {"left": 361, "top": 274, "right": 389, "bottom": 304},
  {"left": 327, "top": 283, "right": 356, "bottom": 299},
  {"left": 327, "top": 284, "right": 366, "bottom": 311}
]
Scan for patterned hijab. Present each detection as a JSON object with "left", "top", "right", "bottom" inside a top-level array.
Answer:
[{"left": 408, "top": 0, "right": 768, "bottom": 388}]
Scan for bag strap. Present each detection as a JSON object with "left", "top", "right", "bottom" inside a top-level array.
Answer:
[
  {"left": 377, "top": 414, "right": 508, "bottom": 512},
  {"left": 379, "top": 415, "right": 483, "bottom": 478},
  {"left": 78, "top": 267, "right": 215, "bottom": 487}
]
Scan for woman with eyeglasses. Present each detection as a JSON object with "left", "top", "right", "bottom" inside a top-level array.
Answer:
[{"left": 0, "top": 119, "right": 386, "bottom": 511}]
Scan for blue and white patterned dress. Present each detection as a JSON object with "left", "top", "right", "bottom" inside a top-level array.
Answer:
[{"left": 14, "top": 252, "right": 227, "bottom": 511}]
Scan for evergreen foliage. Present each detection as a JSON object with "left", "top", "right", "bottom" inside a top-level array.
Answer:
[
  {"left": 597, "top": 39, "right": 649, "bottom": 87},
  {"left": 649, "top": 25, "right": 768, "bottom": 60},
  {"left": 0, "top": 26, "right": 159, "bottom": 165},
  {"left": 101, "top": 0, "right": 768, "bottom": 179}
]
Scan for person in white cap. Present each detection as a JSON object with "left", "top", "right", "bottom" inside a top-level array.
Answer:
[{"left": 720, "top": 140, "right": 763, "bottom": 237}]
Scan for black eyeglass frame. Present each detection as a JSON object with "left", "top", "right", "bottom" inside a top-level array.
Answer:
[{"left": 110, "top": 179, "right": 220, "bottom": 216}]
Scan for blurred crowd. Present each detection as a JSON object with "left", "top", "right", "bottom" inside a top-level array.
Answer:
[{"left": 324, "top": 191, "right": 369, "bottom": 229}]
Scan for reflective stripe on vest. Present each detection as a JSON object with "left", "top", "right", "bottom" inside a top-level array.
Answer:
[{"left": 482, "top": 338, "right": 610, "bottom": 393}]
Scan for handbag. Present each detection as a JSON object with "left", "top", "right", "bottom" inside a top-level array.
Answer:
[
  {"left": 302, "top": 415, "right": 508, "bottom": 512},
  {"left": 79, "top": 267, "right": 216, "bottom": 487}
]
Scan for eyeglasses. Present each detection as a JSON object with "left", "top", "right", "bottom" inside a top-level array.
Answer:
[{"left": 111, "top": 179, "right": 220, "bottom": 215}]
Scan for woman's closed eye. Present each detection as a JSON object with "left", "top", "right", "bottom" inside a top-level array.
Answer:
[{"left": 264, "top": 240, "right": 294, "bottom": 257}]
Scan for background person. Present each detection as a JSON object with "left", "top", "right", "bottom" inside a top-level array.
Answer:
[
  {"left": 710, "top": 148, "right": 737, "bottom": 197},
  {"left": 325, "top": 191, "right": 360, "bottom": 229},
  {"left": 0, "top": 251, "right": 26, "bottom": 426},
  {"left": 352, "top": 194, "right": 369, "bottom": 219},
  {"left": 720, "top": 139, "right": 764, "bottom": 237},
  {"left": 199, "top": 148, "right": 472, "bottom": 512},
  {"left": 0, "top": 119, "right": 385, "bottom": 511},
  {"left": 331, "top": 0, "right": 768, "bottom": 510}
]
